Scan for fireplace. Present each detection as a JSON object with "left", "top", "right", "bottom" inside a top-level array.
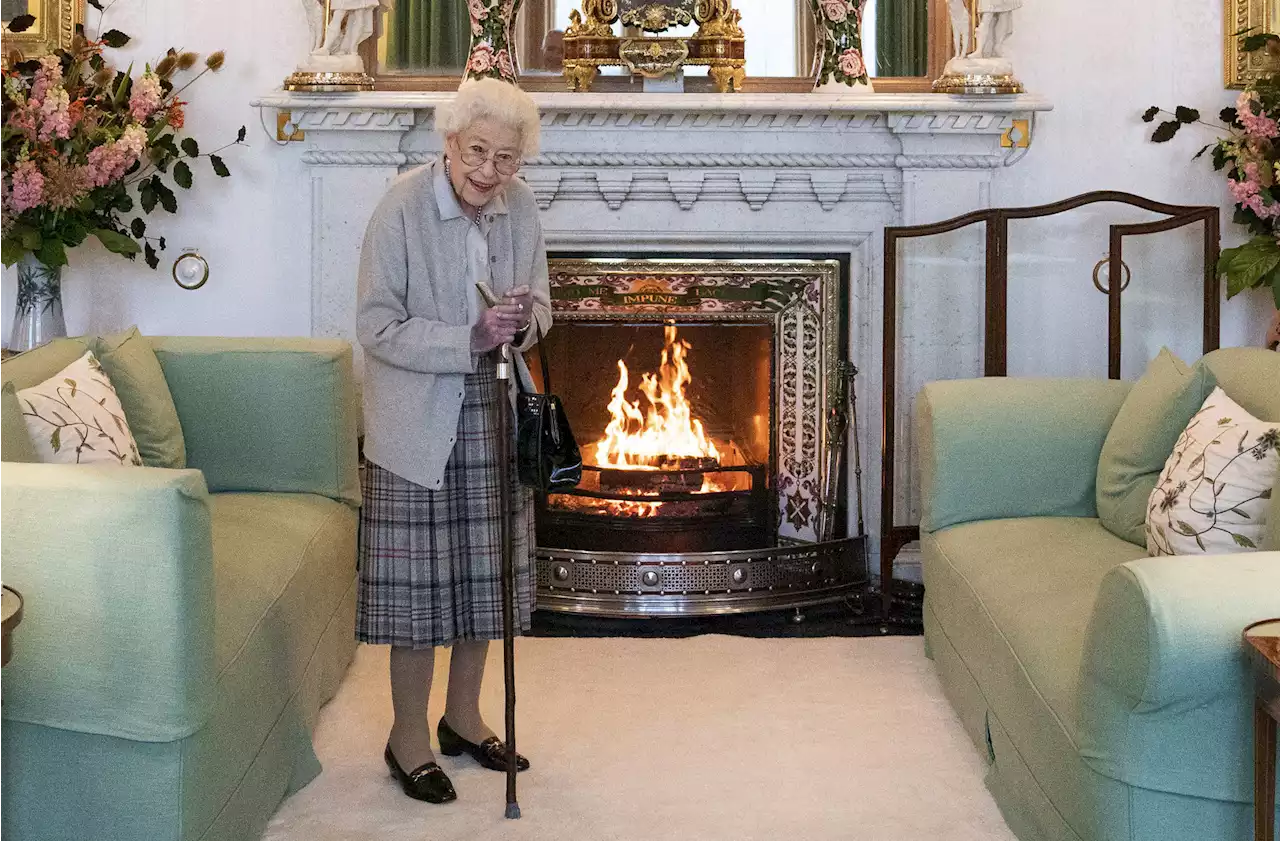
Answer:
[{"left": 532, "top": 257, "right": 867, "bottom": 617}]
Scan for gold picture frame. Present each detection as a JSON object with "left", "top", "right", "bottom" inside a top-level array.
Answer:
[
  {"left": 1226, "top": 0, "right": 1280, "bottom": 88},
  {"left": 2, "top": 0, "right": 82, "bottom": 59}
]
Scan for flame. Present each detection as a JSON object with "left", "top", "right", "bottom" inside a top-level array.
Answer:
[{"left": 593, "top": 325, "right": 721, "bottom": 469}]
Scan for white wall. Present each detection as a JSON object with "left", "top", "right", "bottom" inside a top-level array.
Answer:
[{"left": 3, "top": 0, "right": 1272, "bottom": 349}]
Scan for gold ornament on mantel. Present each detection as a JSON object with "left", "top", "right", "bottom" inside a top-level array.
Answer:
[
  {"left": 284, "top": 0, "right": 386, "bottom": 93},
  {"left": 562, "top": 0, "right": 746, "bottom": 92},
  {"left": 931, "top": 0, "right": 1024, "bottom": 95}
]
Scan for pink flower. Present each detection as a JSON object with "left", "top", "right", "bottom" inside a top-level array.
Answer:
[
  {"left": 38, "top": 88, "right": 72, "bottom": 141},
  {"left": 468, "top": 43, "right": 495, "bottom": 74},
  {"left": 8, "top": 160, "right": 46, "bottom": 214},
  {"left": 496, "top": 48, "right": 515, "bottom": 80},
  {"left": 129, "top": 71, "right": 163, "bottom": 122},
  {"left": 837, "top": 48, "right": 865, "bottom": 78},
  {"left": 1236, "top": 91, "right": 1280, "bottom": 140},
  {"left": 30, "top": 55, "right": 63, "bottom": 105},
  {"left": 85, "top": 124, "right": 148, "bottom": 188},
  {"left": 821, "top": 0, "right": 850, "bottom": 22},
  {"left": 467, "top": 0, "right": 491, "bottom": 24}
]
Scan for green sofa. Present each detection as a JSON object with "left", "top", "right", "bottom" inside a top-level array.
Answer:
[
  {"left": 917, "top": 347, "right": 1280, "bottom": 841},
  {"left": 1, "top": 337, "right": 361, "bottom": 841}
]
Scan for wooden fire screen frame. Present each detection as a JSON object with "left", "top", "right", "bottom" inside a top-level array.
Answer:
[{"left": 880, "top": 191, "right": 1222, "bottom": 605}]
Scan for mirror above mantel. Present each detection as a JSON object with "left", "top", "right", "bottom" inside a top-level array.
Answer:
[{"left": 363, "top": 0, "right": 951, "bottom": 93}]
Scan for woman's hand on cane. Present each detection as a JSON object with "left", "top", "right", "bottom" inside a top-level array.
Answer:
[
  {"left": 471, "top": 303, "right": 524, "bottom": 353},
  {"left": 502, "top": 285, "right": 535, "bottom": 329}
]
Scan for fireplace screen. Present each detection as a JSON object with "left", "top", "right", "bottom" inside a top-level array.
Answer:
[{"left": 532, "top": 258, "right": 866, "bottom": 617}]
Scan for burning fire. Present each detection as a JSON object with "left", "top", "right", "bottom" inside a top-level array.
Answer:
[{"left": 594, "top": 325, "right": 721, "bottom": 470}]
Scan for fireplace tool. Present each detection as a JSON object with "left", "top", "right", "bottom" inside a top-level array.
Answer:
[{"left": 479, "top": 283, "right": 523, "bottom": 820}]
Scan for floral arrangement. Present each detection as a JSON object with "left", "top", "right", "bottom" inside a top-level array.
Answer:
[
  {"left": 810, "top": 0, "right": 870, "bottom": 88},
  {"left": 464, "top": 0, "right": 521, "bottom": 83},
  {"left": 1, "top": 7, "right": 244, "bottom": 272},
  {"left": 1145, "top": 33, "right": 1280, "bottom": 310}
]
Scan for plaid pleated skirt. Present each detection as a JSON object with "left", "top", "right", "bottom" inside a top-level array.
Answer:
[{"left": 356, "top": 361, "right": 536, "bottom": 649}]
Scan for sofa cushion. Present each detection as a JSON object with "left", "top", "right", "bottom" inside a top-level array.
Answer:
[
  {"left": 1147, "top": 386, "right": 1280, "bottom": 556},
  {"left": 1096, "top": 349, "right": 1216, "bottom": 548},
  {"left": 1203, "top": 346, "right": 1280, "bottom": 422},
  {"left": 18, "top": 351, "right": 143, "bottom": 466},
  {"left": 923, "top": 516, "right": 1146, "bottom": 838},
  {"left": 96, "top": 327, "right": 186, "bottom": 469},
  {"left": 0, "top": 336, "right": 95, "bottom": 390},
  {"left": 2, "top": 382, "right": 38, "bottom": 463}
]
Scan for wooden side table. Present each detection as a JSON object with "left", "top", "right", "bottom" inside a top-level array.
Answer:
[
  {"left": 1, "top": 585, "right": 24, "bottom": 667},
  {"left": 1245, "top": 618, "right": 1280, "bottom": 841}
]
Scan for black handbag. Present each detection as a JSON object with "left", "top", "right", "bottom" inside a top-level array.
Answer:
[{"left": 516, "top": 326, "right": 582, "bottom": 492}]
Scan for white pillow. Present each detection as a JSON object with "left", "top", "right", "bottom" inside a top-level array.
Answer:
[
  {"left": 1146, "top": 386, "right": 1279, "bottom": 556},
  {"left": 17, "top": 350, "right": 142, "bottom": 466}
]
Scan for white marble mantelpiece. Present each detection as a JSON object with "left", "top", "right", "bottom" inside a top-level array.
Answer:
[{"left": 252, "top": 89, "right": 1051, "bottom": 568}]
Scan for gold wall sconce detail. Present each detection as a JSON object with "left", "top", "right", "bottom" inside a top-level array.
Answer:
[
  {"left": 172, "top": 251, "right": 210, "bottom": 291},
  {"left": 277, "top": 111, "right": 305, "bottom": 143},
  {"left": 1000, "top": 119, "right": 1030, "bottom": 149}
]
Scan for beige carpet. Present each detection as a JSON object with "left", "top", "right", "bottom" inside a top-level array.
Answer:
[{"left": 263, "top": 636, "right": 1016, "bottom": 841}]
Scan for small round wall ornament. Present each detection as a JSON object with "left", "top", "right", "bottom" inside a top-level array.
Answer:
[{"left": 172, "top": 251, "right": 209, "bottom": 291}]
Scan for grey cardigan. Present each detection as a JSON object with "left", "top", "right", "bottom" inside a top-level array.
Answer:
[{"left": 356, "top": 158, "right": 551, "bottom": 489}]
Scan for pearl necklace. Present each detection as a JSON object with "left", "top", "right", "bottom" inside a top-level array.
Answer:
[{"left": 442, "top": 156, "right": 483, "bottom": 227}]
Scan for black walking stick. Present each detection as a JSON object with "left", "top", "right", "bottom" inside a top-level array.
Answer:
[{"left": 492, "top": 337, "right": 522, "bottom": 820}]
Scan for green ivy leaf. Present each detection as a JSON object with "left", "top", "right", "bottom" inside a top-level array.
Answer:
[
  {"left": 1, "top": 237, "right": 24, "bottom": 267},
  {"left": 50, "top": 428, "right": 61, "bottom": 453},
  {"left": 130, "top": 218, "right": 146, "bottom": 239},
  {"left": 144, "top": 242, "right": 159, "bottom": 270},
  {"left": 1273, "top": 276, "right": 1280, "bottom": 309},
  {"left": 1220, "top": 106, "right": 1239, "bottom": 125},
  {"left": 1242, "top": 32, "right": 1278, "bottom": 52},
  {"left": 1193, "top": 143, "right": 1212, "bottom": 160},
  {"left": 1218, "top": 236, "right": 1280, "bottom": 297},
  {"left": 140, "top": 183, "right": 158, "bottom": 214},
  {"left": 7, "top": 14, "right": 36, "bottom": 33},
  {"left": 1151, "top": 120, "right": 1181, "bottom": 142},
  {"left": 101, "top": 29, "right": 130, "bottom": 48},
  {"left": 173, "top": 160, "right": 193, "bottom": 189},
  {"left": 236, "top": 125, "right": 247, "bottom": 143},
  {"left": 86, "top": 0, "right": 104, "bottom": 10},
  {"left": 1231, "top": 532, "right": 1257, "bottom": 549},
  {"left": 92, "top": 228, "right": 141, "bottom": 256},
  {"left": 210, "top": 155, "right": 230, "bottom": 178},
  {"left": 181, "top": 137, "right": 199, "bottom": 158},
  {"left": 152, "top": 177, "right": 177, "bottom": 213},
  {"left": 1175, "top": 106, "right": 1200, "bottom": 123},
  {"left": 37, "top": 238, "right": 67, "bottom": 268},
  {"left": 1141, "top": 106, "right": 1159, "bottom": 123}
]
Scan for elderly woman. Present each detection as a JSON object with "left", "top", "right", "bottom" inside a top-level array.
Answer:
[{"left": 355, "top": 78, "right": 550, "bottom": 805}]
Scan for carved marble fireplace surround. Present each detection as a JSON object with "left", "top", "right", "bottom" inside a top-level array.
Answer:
[{"left": 255, "top": 90, "right": 1052, "bottom": 573}]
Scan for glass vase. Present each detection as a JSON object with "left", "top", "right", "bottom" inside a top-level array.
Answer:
[
  {"left": 810, "top": 0, "right": 874, "bottom": 92},
  {"left": 9, "top": 252, "right": 67, "bottom": 353},
  {"left": 463, "top": 0, "right": 525, "bottom": 84}
]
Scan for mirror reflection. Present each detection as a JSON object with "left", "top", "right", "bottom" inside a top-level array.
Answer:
[
  {"left": 377, "top": 0, "right": 929, "bottom": 79},
  {"left": 1, "top": 0, "right": 41, "bottom": 31}
]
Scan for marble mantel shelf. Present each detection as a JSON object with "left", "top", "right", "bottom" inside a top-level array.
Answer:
[{"left": 254, "top": 90, "right": 1052, "bottom": 116}]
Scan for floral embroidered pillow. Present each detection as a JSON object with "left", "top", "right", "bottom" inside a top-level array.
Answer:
[
  {"left": 1146, "top": 387, "right": 1279, "bottom": 556},
  {"left": 17, "top": 350, "right": 142, "bottom": 466}
]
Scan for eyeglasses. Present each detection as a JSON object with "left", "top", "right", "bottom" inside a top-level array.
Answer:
[{"left": 458, "top": 146, "right": 523, "bottom": 175}]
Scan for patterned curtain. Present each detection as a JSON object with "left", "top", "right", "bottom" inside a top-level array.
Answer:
[
  {"left": 385, "top": 0, "right": 472, "bottom": 71},
  {"left": 874, "top": 0, "right": 928, "bottom": 77}
]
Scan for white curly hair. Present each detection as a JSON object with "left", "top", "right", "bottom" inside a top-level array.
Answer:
[{"left": 435, "top": 78, "right": 541, "bottom": 160}]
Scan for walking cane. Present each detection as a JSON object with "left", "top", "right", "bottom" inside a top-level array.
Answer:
[{"left": 492, "top": 341, "right": 522, "bottom": 820}]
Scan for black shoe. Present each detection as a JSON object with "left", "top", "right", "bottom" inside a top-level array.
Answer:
[
  {"left": 437, "top": 717, "right": 531, "bottom": 772},
  {"left": 384, "top": 743, "right": 457, "bottom": 803}
]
